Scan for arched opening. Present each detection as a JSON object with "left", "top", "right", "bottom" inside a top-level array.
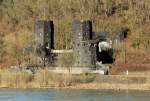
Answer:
[{"left": 96, "top": 43, "right": 114, "bottom": 64}]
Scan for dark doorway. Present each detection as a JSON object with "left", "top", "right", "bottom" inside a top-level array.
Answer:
[{"left": 96, "top": 44, "right": 114, "bottom": 64}]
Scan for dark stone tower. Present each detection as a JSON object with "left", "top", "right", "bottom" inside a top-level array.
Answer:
[
  {"left": 35, "top": 20, "right": 54, "bottom": 51},
  {"left": 72, "top": 20, "right": 96, "bottom": 69},
  {"left": 35, "top": 20, "right": 54, "bottom": 66}
]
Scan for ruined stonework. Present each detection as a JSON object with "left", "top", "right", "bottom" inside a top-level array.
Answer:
[
  {"left": 33, "top": 20, "right": 113, "bottom": 69},
  {"left": 35, "top": 20, "right": 54, "bottom": 51},
  {"left": 34, "top": 21, "right": 54, "bottom": 66},
  {"left": 72, "top": 20, "right": 96, "bottom": 68}
]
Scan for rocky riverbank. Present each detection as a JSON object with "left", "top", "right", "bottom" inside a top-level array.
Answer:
[{"left": 69, "top": 83, "right": 150, "bottom": 91}]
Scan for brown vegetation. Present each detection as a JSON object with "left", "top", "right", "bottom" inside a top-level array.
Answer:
[
  {"left": 0, "top": 69, "right": 97, "bottom": 88},
  {"left": 71, "top": 83, "right": 150, "bottom": 90},
  {"left": 0, "top": 69, "right": 150, "bottom": 90},
  {"left": 0, "top": 0, "right": 150, "bottom": 73}
]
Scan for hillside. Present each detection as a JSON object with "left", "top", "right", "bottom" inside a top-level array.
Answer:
[{"left": 0, "top": 0, "right": 150, "bottom": 73}]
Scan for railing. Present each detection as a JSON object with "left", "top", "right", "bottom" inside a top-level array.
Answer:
[{"left": 51, "top": 49, "right": 73, "bottom": 53}]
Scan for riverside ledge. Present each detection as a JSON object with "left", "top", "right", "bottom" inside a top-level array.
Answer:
[{"left": 0, "top": 83, "right": 150, "bottom": 91}]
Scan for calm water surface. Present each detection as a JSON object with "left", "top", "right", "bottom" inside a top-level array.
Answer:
[{"left": 0, "top": 88, "right": 149, "bottom": 101}]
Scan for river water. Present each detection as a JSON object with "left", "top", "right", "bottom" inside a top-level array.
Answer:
[{"left": 0, "top": 88, "right": 149, "bottom": 101}]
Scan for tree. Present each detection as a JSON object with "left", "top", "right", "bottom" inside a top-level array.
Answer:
[
  {"left": 0, "top": 33, "right": 5, "bottom": 63},
  {"left": 57, "top": 53, "right": 75, "bottom": 73}
]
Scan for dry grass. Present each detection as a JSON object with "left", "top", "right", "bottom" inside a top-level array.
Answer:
[
  {"left": 71, "top": 83, "right": 150, "bottom": 90},
  {"left": 0, "top": 0, "right": 150, "bottom": 72},
  {"left": 0, "top": 69, "right": 95, "bottom": 88},
  {"left": 0, "top": 69, "right": 150, "bottom": 90}
]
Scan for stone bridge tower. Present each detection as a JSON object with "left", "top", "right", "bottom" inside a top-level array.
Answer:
[{"left": 72, "top": 20, "right": 97, "bottom": 69}]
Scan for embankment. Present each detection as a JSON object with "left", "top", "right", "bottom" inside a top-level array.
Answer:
[{"left": 0, "top": 69, "right": 150, "bottom": 90}]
